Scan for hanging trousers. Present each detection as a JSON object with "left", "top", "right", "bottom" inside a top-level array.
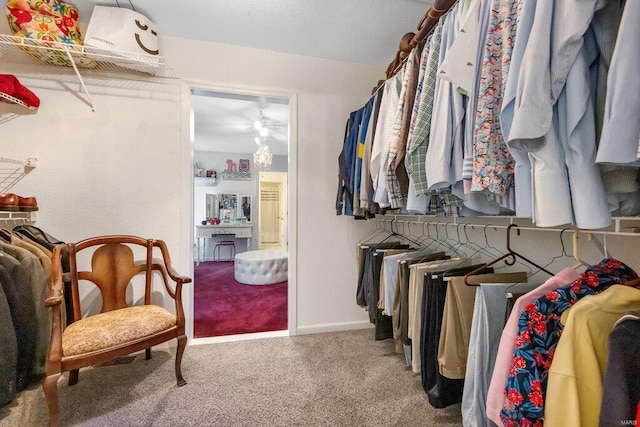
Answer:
[{"left": 421, "top": 266, "right": 486, "bottom": 408}]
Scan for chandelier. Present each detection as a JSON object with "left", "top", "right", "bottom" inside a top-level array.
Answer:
[
  {"left": 253, "top": 136, "right": 272, "bottom": 170},
  {"left": 253, "top": 113, "right": 273, "bottom": 170}
]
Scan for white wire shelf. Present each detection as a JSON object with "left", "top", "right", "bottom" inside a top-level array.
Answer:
[
  {"left": 0, "top": 156, "right": 38, "bottom": 195},
  {"left": 0, "top": 34, "right": 178, "bottom": 111},
  {"left": 0, "top": 34, "right": 176, "bottom": 78},
  {"left": 0, "top": 91, "right": 36, "bottom": 110}
]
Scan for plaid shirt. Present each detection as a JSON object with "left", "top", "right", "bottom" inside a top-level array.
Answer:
[{"left": 406, "top": 19, "right": 444, "bottom": 195}]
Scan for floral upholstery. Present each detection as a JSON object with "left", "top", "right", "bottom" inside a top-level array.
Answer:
[{"left": 62, "top": 305, "right": 176, "bottom": 357}]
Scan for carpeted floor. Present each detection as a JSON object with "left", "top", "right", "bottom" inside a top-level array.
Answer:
[
  {"left": 194, "top": 261, "right": 288, "bottom": 338},
  {"left": 0, "top": 329, "right": 464, "bottom": 426}
]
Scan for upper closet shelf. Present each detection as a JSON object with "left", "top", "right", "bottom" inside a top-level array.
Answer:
[{"left": 0, "top": 34, "right": 178, "bottom": 111}]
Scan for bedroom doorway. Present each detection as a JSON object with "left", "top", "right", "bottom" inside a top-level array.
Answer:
[
  {"left": 189, "top": 87, "right": 295, "bottom": 341},
  {"left": 259, "top": 172, "right": 288, "bottom": 249}
]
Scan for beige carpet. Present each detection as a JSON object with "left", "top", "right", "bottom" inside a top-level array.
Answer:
[{"left": 0, "top": 329, "right": 464, "bottom": 426}]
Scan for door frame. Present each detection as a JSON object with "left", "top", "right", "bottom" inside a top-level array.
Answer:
[{"left": 180, "top": 80, "right": 298, "bottom": 340}]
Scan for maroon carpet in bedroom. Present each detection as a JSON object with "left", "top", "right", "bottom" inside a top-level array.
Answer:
[{"left": 194, "top": 261, "right": 288, "bottom": 337}]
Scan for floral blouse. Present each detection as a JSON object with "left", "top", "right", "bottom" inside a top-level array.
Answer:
[{"left": 500, "top": 259, "right": 639, "bottom": 426}]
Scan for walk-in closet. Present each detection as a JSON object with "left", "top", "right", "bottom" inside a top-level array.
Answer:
[{"left": 338, "top": 0, "right": 640, "bottom": 425}]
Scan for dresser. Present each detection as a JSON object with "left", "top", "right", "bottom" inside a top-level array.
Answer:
[{"left": 195, "top": 224, "right": 253, "bottom": 264}]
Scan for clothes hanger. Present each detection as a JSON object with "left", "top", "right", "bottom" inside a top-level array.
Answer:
[
  {"left": 370, "top": 219, "right": 417, "bottom": 250},
  {"left": 429, "top": 222, "right": 464, "bottom": 257},
  {"left": 0, "top": 228, "right": 13, "bottom": 243},
  {"left": 374, "top": 220, "right": 421, "bottom": 254},
  {"left": 464, "top": 224, "right": 554, "bottom": 286},
  {"left": 357, "top": 219, "right": 387, "bottom": 246},
  {"left": 413, "top": 222, "right": 450, "bottom": 259},
  {"left": 530, "top": 228, "right": 573, "bottom": 275},
  {"left": 572, "top": 229, "right": 590, "bottom": 270},
  {"left": 457, "top": 223, "right": 509, "bottom": 268},
  {"left": 400, "top": 221, "right": 444, "bottom": 265},
  {"left": 502, "top": 228, "right": 573, "bottom": 294}
]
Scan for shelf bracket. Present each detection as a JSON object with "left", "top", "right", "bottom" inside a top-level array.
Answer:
[
  {"left": 0, "top": 157, "right": 38, "bottom": 195},
  {"left": 63, "top": 45, "right": 95, "bottom": 112}
]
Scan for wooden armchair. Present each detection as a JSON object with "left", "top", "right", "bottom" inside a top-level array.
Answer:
[{"left": 42, "top": 235, "right": 191, "bottom": 427}]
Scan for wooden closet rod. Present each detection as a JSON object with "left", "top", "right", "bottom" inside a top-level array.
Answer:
[{"left": 383, "top": 0, "right": 459, "bottom": 80}]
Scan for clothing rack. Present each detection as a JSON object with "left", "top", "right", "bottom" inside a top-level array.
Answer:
[
  {"left": 372, "top": 215, "right": 640, "bottom": 238},
  {"left": 383, "top": 0, "right": 459, "bottom": 80}
]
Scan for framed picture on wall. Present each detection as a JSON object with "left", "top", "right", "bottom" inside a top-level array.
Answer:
[{"left": 239, "top": 195, "right": 252, "bottom": 223}]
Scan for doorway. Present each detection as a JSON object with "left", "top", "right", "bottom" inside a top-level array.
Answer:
[
  {"left": 259, "top": 172, "right": 288, "bottom": 249},
  {"left": 188, "top": 87, "right": 295, "bottom": 341}
]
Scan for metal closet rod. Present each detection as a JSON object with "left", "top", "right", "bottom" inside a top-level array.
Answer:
[{"left": 370, "top": 217, "right": 640, "bottom": 238}]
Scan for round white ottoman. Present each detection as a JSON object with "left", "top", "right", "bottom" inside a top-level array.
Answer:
[{"left": 234, "top": 249, "right": 288, "bottom": 285}]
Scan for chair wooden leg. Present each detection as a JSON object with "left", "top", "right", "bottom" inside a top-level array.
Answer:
[
  {"left": 175, "top": 334, "right": 187, "bottom": 387},
  {"left": 145, "top": 348, "right": 151, "bottom": 360},
  {"left": 43, "top": 373, "right": 60, "bottom": 427},
  {"left": 68, "top": 369, "right": 78, "bottom": 386}
]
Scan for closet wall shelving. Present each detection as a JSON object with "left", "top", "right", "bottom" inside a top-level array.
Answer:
[
  {"left": 0, "top": 211, "right": 35, "bottom": 227},
  {"left": 372, "top": 214, "right": 640, "bottom": 238},
  {"left": 0, "top": 156, "right": 38, "bottom": 226},
  {"left": 0, "top": 34, "right": 178, "bottom": 111},
  {"left": 0, "top": 156, "right": 37, "bottom": 195},
  {"left": 0, "top": 91, "right": 35, "bottom": 111}
]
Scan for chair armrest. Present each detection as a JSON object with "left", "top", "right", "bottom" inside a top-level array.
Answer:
[{"left": 154, "top": 239, "right": 192, "bottom": 286}]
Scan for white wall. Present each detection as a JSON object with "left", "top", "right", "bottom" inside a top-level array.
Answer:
[
  {"left": 1, "top": 34, "right": 382, "bottom": 336},
  {"left": 165, "top": 37, "right": 382, "bottom": 334}
]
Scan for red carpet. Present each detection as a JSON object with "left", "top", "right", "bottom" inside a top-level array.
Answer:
[{"left": 193, "top": 261, "right": 288, "bottom": 337}]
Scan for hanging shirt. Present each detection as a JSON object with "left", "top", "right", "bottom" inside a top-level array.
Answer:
[
  {"left": 486, "top": 267, "right": 580, "bottom": 426},
  {"left": 544, "top": 285, "right": 640, "bottom": 427},
  {"left": 370, "top": 79, "right": 393, "bottom": 200},
  {"left": 426, "top": 2, "right": 465, "bottom": 192},
  {"left": 508, "top": 0, "right": 620, "bottom": 146},
  {"left": 353, "top": 97, "right": 375, "bottom": 216},
  {"left": 374, "top": 70, "right": 404, "bottom": 208},
  {"left": 554, "top": 29, "right": 611, "bottom": 229},
  {"left": 597, "top": 1, "right": 640, "bottom": 166},
  {"left": 471, "top": 0, "right": 520, "bottom": 196},
  {"left": 500, "top": 259, "right": 639, "bottom": 426},
  {"left": 437, "top": 0, "right": 481, "bottom": 95},
  {"left": 385, "top": 51, "right": 417, "bottom": 209},
  {"left": 405, "top": 38, "right": 431, "bottom": 214},
  {"left": 499, "top": 0, "right": 535, "bottom": 218},
  {"left": 360, "top": 89, "right": 384, "bottom": 212},
  {"left": 406, "top": 19, "right": 444, "bottom": 196},
  {"left": 335, "top": 108, "right": 363, "bottom": 216}
]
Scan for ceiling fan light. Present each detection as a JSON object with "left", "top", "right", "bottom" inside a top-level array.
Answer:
[
  {"left": 254, "top": 136, "right": 261, "bottom": 145},
  {"left": 253, "top": 121, "right": 262, "bottom": 130},
  {"left": 259, "top": 127, "right": 269, "bottom": 137}
]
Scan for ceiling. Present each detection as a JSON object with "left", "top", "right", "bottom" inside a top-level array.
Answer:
[
  {"left": 192, "top": 91, "right": 291, "bottom": 156},
  {"left": 75, "top": 1, "right": 435, "bottom": 155}
]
